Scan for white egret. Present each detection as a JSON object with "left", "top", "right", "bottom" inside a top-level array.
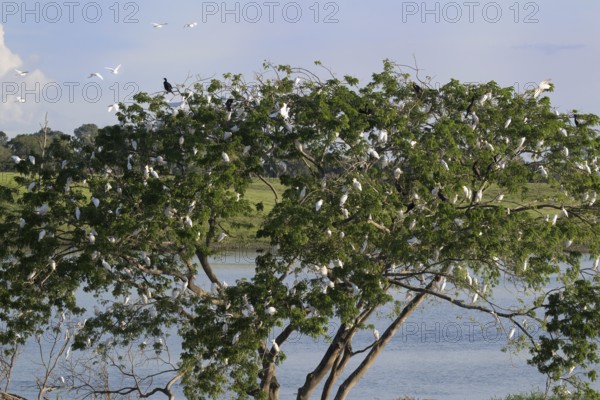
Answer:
[
  {"left": 508, "top": 327, "right": 516, "bottom": 340},
  {"left": 88, "top": 232, "right": 96, "bottom": 244},
  {"left": 266, "top": 306, "right": 276, "bottom": 315},
  {"left": 341, "top": 208, "right": 349, "bottom": 218},
  {"left": 474, "top": 188, "right": 483, "bottom": 204},
  {"left": 184, "top": 21, "right": 198, "bottom": 28},
  {"left": 563, "top": 147, "right": 569, "bottom": 157},
  {"left": 11, "top": 155, "right": 23, "bottom": 163},
  {"left": 75, "top": 207, "right": 81, "bottom": 220},
  {"left": 565, "top": 239, "right": 573, "bottom": 248},
  {"left": 593, "top": 257, "right": 599, "bottom": 271},
  {"left": 279, "top": 103, "right": 290, "bottom": 120},
  {"left": 340, "top": 192, "right": 348, "bottom": 206},
  {"left": 28, "top": 155, "right": 35, "bottom": 165},
  {"left": 504, "top": 118, "right": 512, "bottom": 129},
  {"left": 551, "top": 214, "right": 558, "bottom": 225},
  {"left": 394, "top": 167, "right": 403, "bottom": 180},
  {"left": 35, "top": 203, "right": 49, "bottom": 215},
  {"left": 15, "top": 96, "right": 25, "bottom": 103},
  {"left": 38, "top": 230, "right": 46, "bottom": 241},
  {"left": 378, "top": 129, "right": 388, "bottom": 143},
  {"left": 373, "top": 329, "right": 380, "bottom": 341},
  {"left": 217, "top": 232, "right": 228, "bottom": 242},
  {"left": 315, "top": 199, "right": 324, "bottom": 211},
  {"left": 472, "top": 293, "right": 479, "bottom": 303},
  {"left": 88, "top": 72, "right": 104, "bottom": 80},
  {"left": 108, "top": 103, "right": 120, "bottom": 112},
  {"left": 496, "top": 193, "right": 504, "bottom": 202},
  {"left": 91, "top": 197, "right": 100, "bottom": 208},
  {"left": 352, "top": 178, "right": 362, "bottom": 192},
  {"left": 149, "top": 167, "right": 159, "bottom": 179},
  {"left": 462, "top": 186, "right": 471, "bottom": 200},
  {"left": 440, "top": 159, "right": 449, "bottom": 171},
  {"left": 183, "top": 215, "right": 193, "bottom": 228},
  {"left": 367, "top": 148, "right": 380, "bottom": 159},
  {"left": 19, "top": 218, "right": 25, "bottom": 229},
  {"left": 539, "top": 166, "right": 548, "bottom": 178},
  {"left": 222, "top": 152, "right": 230, "bottom": 163},
  {"left": 299, "top": 186, "right": 306, "bottom": 199},
  {"left": 533, "top": 79, "right": 551, "bottom": 98},
  {"left": 15, "top": 69, "right": 28, "bottom": 76},
  {"left": 561, "top": 207, "right": 568, "bottom": 218},
  {"left": 27, "top": 181, "right": 35, "bottom": 191},
  {"left": 339, "top": 231, "right": 345, "bottom": 239},
  {"left": 271, "top": 339, "right": 280, "bottom": 353},
  {"left": 101, "top": 259, "right": 111, "bottom": 269},
  {"left": 152, "top": 22, "right": 168, "bottom": 28},
  {"left": 105, "top": 64, "right": 121, "bottom": 74}
]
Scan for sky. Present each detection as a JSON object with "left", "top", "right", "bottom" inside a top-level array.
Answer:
[{"left": 0, "top": 0, "right": 599, "bottom": 137}]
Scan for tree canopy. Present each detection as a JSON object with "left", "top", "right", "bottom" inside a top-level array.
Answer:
[{"left": 1, "top": 61, "right": 600, "bottom": 399}]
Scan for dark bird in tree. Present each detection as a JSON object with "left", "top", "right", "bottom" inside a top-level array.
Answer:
[
  {"left": 163, "top": 78, "right": 174, "bottom": 94},
  {"left": 466, "top": 95, "right": 477, "bottom": 115},
  {"left": 573, "top": 114, "right": 581, "bottom": 126},
  {"left": 412, "top": 82, "right": 423, "bottom": 96},
  {"left": 225, "top": 98, "right": 234, "bottom": 111}
]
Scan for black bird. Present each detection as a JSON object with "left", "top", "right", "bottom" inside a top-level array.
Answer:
[
  {"left": 412, "top": 82, "right": 423, "bottom": 95},
  {"left": 163, "top": 78, "right": 173, "bottom": 94},
  {"left": 466, "top": 95, "right": 477, "bottom": 115},
  {"left": 225, "top": 98, "right": 234, "bottom": 111}
]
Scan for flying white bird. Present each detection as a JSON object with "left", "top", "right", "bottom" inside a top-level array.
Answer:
[
  {"left": 15, "top": 69, "right": 28, "bottom": 76},
  {"left": 104, "top": 64, "right": 121, "bottom": 74},
  {"left": 15, "top": 96, "right": 25, "bottom": 103},
  {"left": 108, "top": 103, "right": 120, "bottom": 112},
  {"left": 88, "top": 72, "right": 104, "bottom": 80},
  {"left": 184, "top": 21, "right": 198, "bottom": 28},
  {"left": 152, "top": 22, "right": 168, "bottom": 28},
  {"left": 11, "top": 155, "right": 23, "bottom": 163}
]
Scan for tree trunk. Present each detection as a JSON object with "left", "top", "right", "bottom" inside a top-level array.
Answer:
[{"left": 333, "top": 286, "right": 431, "bottom": 400}]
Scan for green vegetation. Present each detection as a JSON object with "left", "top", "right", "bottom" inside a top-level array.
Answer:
[{"left": 0, "top": 61, "right": 599, "bottom": 400}]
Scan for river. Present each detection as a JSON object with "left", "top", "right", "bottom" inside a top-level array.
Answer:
[{"left": 7, "top": 255, "right": 598, "bottom": 400}]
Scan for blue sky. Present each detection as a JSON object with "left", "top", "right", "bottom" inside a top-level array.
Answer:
[{"left": 0, "top": 0, "right": 599, "bottom": 137}]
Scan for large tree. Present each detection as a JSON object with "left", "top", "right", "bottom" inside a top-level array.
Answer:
[{"left": 1, "top": 61, "right": 599, "bottom": 399}]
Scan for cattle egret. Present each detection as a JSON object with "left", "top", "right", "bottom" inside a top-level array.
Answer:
[
  {"left": 496, "top": 193, "right": 504, "bottom": 202},
  {"left": 504, "top": 118, "right": 512, "bottom": 129},
  {"left": 508, "top": 327, "right": 516, "bottom": 340},
  {"left": 184, "top": 21, "right": 198, "bottom": 28},
  {"left": 340, "top": 192, "right": 348, "bottom": 206},
  {"left": 462, "top": 186, "right": 471, "bottom": 200},
  {"left": 539, "top": 166, "right": 548, "bottom": 178},
  {"left": 11, "top": 155, "right": 23, "bottom": 163},
  {"left": 394, "top": 167, "right": 403, "bottom": 180},
  {"left": 271, "top": 339, "right": 280, "bottom": 353},
  {"left": 266, "top": 306, "right": 276, "bottom": 315},
  {"left": 38, "top": 230, "right": 46, "bottom": 241},
  {"left": 28, "top": 155, "right": 35, "bottom": 165},
  {"left": 565, "top": 239, "right": 573, "bottom": 248},
  {"left": 563, "top": 147, "right": 569, "bottom": 157},
  {"left": 108, "top": 103, "right": 119, "bottom": 112},
  {"left": 341, "top": 208, "right": 349, "bottom": 218},
  {"left": 149, "top": 167, "right": 159, "bottom": 179},
  {"left": 474, "top": 188, "right": 483, "bottom": 204},
  {"left": 373, "top": 329, "right": 380, "bottom": 341},
  {"left": 91, "top": 197, "right": 100, "bottom": 208},
  {"left": 27, "top": 271, "right": 37, "bottom": 281},
  {"left": 352, "top": 178, "right": 362, "bottom": 192},
  {"left": 472, "top": 293, "right": 479, "bottom": 303},
  {"left": 35, "top": 203, "right": 49, "bottom": 215},
  {"left": 105, "top": 64, "right": 121, "bottom": 74},
  {"left": 440, "top": 159, "right": 449, "bottom": 171},
  {"left": 279, "top": 103, "right": 290, "bottom": 120},
  {"left": 75, "top": 207, "right": 81, "bottom": 220},
  {"left": 88, "top": 72, "right": 103, "bottom": 80},
  {"left": 15, "top": 69, "right": 28, "bottom": 76},
  {"left": 551, "top": 214, "right": 558, "bottom": 225},
  {"left": 593, "top": 257, "right": 599, "bottom": 271},
  {"left": 561, "top": 207, "right": 568, "bottom": 218},
  {"left": 368, "top": 148, "right": 380, "bottom": 159},
  {"left": 217, "top": 232, "right": 228, "bottom": 242},
  {"left": 101, "top": 259, "right": 111, "bottom": 269},
  {"left": 222, "top": 152, "right": 230, "bottom": 163},
  {"left": 533, "top": 79, "right": 551, "bottom": 98},
  {"left": 152, "top": 22, "right": 168, "bottom": 28},
  {"left": 315, "top": 199, "right": 324, "bottom": 211},
  {"left": 299, "top": 186, "right": 306, "bottom": 199},
  {"left": 184, "top": 215, "right": 193, "bottom": 228},
  {"left": 19, "top": 218, "right": 25, "bottom": 229}
]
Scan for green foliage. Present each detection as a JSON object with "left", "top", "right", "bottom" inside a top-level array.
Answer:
[{"left": 0, "top": 61, "right": 599, "bottom": 399}]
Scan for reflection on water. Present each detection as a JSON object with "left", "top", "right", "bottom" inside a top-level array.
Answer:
[{"left": 8, "top": 254, "right": 598, "bottom": 399}]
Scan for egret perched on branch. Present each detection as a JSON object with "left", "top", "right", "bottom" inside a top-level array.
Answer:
[
  {"left": 352, "top": 178, "right": 362, "bottom": 192},
  {"left": 315, "top": 199, "right": 324, "bottom": 211},
  {"left": 222, "top": 152, "right": 230, "bottom": 163},
  {"left": 533, "top": 79, "right": 551, "bottom": 98},
  {"left": 394, "top": 167, "right": 402, "bottom": 180},
  {"left": 339, "top": 192, "right": 348, "bottom": 207},
  {"left": 266, "top": 306, "right": 276, "bottom": 315}
]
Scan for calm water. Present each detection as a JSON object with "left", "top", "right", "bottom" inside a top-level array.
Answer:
[{"left": 9, "top": 256, "right": 598, "bottom": 399}]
